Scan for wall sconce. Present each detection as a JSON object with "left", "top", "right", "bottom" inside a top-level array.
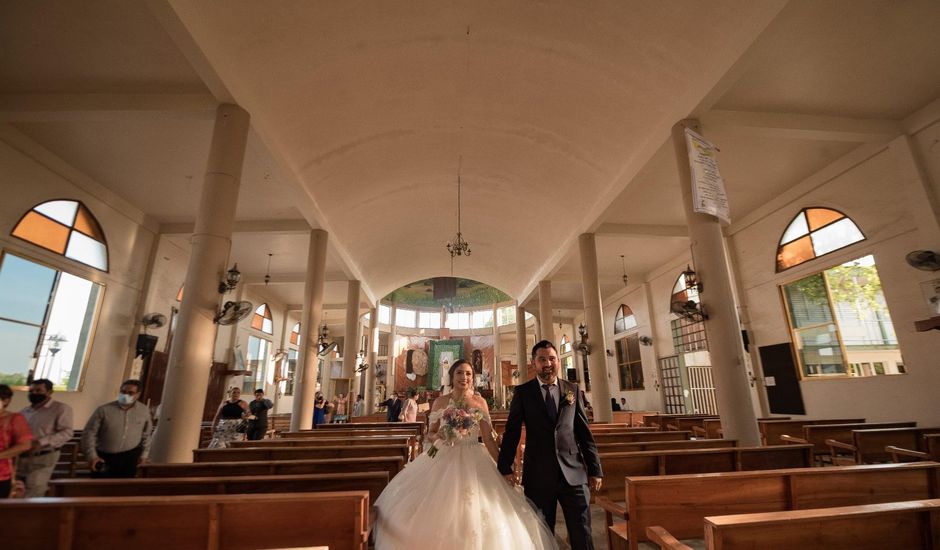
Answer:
[
  {"left": 577, "top": 323, "right": 591, "bottom": 355},
  {"left": 639, "top": 336, "right": 653, "bottom": 346},
  {"left": 682, "top": 265, "right": 702, "bottom": 293},
  {"left": 218, "top": 263, "right": 241, "bottom": 294},
  {"left": 317, "top": 323, "right": 331, "bottom": 352},
  {"left": 605, "top": 349, "right": 614, "bottom": 357}
]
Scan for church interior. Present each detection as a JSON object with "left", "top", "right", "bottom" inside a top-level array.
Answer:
[{"left": 1, "top": 1, "right": 939, "bottom": 548}]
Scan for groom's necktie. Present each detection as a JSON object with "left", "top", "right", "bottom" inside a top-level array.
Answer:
[{"left": 542, "top": 383, "right": 557, "bottom": 421}]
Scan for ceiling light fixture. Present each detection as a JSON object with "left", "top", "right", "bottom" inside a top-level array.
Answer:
[
  {"left": 446, "top": 156, "right": 471, "bottom": 258},
  {"left": 620, "top": 255, "right": 629, "bottom": 287},
  {"left": 264, "top": 253, "right": 273, "bottom": 285}
]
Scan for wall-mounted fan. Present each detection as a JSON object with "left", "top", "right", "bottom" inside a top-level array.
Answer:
[
  {"left": 906, "top": 250, "right": 940, "bottom": 271},
  {"left": 214, "top": 301, "right": 253, "bottom": 325},
  {"left": 670, "top": 299, "right": 707, "bottom": 322},
  {"left": 317, "top": 341, "right": 338, "bottom": 358},
  {"left": 140, "top": 312, "right": 167, "bottom": 331},
  {"left": 272, "top": 350, "right": 288, "bottom": 363}
]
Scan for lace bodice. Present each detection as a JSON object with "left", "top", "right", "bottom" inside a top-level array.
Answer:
[{"left": 429, "top": 398, "right": 491, "bottom": 445}]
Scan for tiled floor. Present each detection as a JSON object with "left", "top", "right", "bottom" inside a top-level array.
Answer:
[{"left": 551, "top": 504, "right": 608, "bottom": 550}]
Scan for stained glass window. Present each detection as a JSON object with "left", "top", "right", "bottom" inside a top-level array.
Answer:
[
  {"left": 776, "top": 208, "right": 864, "bottom": 272},
  {"left": 290, "top": 322, "right": 301, "bottom": 346},
  {"left": 251, "top": 303, "right": 274, "bottom": 334},
  {"left": 12, "top": 200, "right": 109, "bottom": 271},
  {"left": 614, "top": 304, "right": 637, "bottom": 334}
]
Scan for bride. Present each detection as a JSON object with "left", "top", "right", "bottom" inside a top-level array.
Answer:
[{"left": 374, "top": 359, "right": 558, "bottom": 549}]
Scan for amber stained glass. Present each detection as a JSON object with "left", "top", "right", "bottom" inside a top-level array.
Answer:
[
  {"left": 12, "top": 212, "right": 70, "bottom": 254},
  {"left": 776, "top": 235, "right": 815, "bottom": 272},
  {"left": 805, "top": 208, "right": 843, "bottom": 231},
  {"left": 73, "top": 204, "right": 106, "bottom": 241}
]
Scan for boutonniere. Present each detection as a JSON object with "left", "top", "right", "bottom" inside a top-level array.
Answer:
[{"left": 565, "top": 390, "right": 575, "bottom": 405}]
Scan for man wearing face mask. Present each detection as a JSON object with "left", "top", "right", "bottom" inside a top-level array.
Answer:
[
  {"left": 18, "top": 378, "right": 73, "bottom": 497},
  {"left": 81, "top": 379, "right": 153, "bottom": 478}
]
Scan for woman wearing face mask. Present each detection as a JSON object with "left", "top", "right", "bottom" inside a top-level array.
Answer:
[
  {"left": 208, "top": 387, "right": 249, "bottom": 448},
  {"left": 0, "top": 384, "right": 34, "bottom": 497}
]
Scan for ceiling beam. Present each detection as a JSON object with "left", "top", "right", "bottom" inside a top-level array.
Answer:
[
  {"left": 0, "top": 93, "right": 218, "bottom": 122},
  {"left": 242, "top": 271, "right": 348, "bottom": 285},
  {"left": 595, "top": 223, "right": 689, "bottom": 238},
  {"left": 160, "top": 219, "right": 312, "bottom": 235},
  {"left": 701, "top": 109, "right": 903, "bottom": 143}
]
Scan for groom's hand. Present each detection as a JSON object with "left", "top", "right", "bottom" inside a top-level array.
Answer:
[
  {"left": 588, "top": 476, "right": 602, "bottom": 492},
  {"left": 503, "top": 474, "right": 516, "bottom": 487}
]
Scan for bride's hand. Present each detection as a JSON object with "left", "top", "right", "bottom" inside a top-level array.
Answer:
[{"left": 503, "top": 474, "right": 516, "bottom": 487}]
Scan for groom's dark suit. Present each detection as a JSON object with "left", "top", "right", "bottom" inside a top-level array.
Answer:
[{"left": 497, "top": 377, "right": 602, "bottom": 550}]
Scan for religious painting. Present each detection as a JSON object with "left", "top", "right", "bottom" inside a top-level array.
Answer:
[{"left": 429, "top": 339, "right": 463, "bottom": 390}]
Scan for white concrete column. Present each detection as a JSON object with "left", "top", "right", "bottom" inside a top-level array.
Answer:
[
  {"left": 290, "top": 229, "right": 328, "bottom": 431},
  {"left": 150, "top": 104, "right": 250, "bottom": 463},
  {"left": 387, "top": 304, "right": 398, "bottom": 396},
  {"left": 341, "top": 281, "right": 362, "bottom": 385},
  {"left": 538, "top": 280, "right": 554, "bottom": 344},
  {"left": 515, "top": 304, "right": 527, "bottom": 388},
  {"left": 492, "top": 303, "right": 501, "bottom": 407},
  {"left": 579, "top": 233, "right": 613, "bottom": 423},
  {"left": 365, "top": 304, "right": 378, "bottom": 414},
  {"left": 672, "top": 119, "right": 760, "bottom": 446}
]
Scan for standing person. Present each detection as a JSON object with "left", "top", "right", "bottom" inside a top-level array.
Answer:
[
  {"left": 208, "top": 387, "right": 248, "bottom": 448},
  {"left": 333, "top": 392, "right": 349, "bottom": 423},
  {"left": 246, "top": 389, "right": 273, "bottom": 441},
  {"left": 313, "top": 393, "right": 326, "bottom": 427},
  {"left": 399, "top": 389, "right": 418, "bottom": 422},
  {"left": 0, "top": 384, "right": 33, "bottom": 498},
  {"left": 18, "top": 378, "right": 73, "bottom": 497},
  {"left": 352, "top": 394, "right": 364, "bottom": 417},
  {"left": 497, "top": 340, "right": 603, "bottom": 550},
  {"left": 373, "top": 360, "right": 557, "bottom": 549},
  {"left": 383, "top": 392, "right": 402, "bottom": 423},
  {"left": 81, "top": 379, "right": 153, "bottom": 478}
]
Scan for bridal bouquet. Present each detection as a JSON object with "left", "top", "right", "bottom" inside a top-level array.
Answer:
[{"left": 428, "top": 403, "right": 483, "bottom": 458}]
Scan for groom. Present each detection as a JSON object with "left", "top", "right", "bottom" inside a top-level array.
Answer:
[{"left": 498, "top": 340, "right": 603, "bottom": 550}]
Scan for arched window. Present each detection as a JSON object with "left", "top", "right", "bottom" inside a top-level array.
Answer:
[
  {"left": 671, "top": 273, "right": 700, "bottom": 307},
  {"left": 614, "top": 304, "right": 637, "bottom": 334},
  {"left": 290, "top": 322, "right": 301, "bottom": 346},
  {"left": 252, "top": 303, "right": 274, "bottom": 334},
  {"left": 776, "top": 207, "right": 864, "bottom": 272},
  {"left": 560, "top": 335, "right": 572, "bottom": 354},
  {"left": 12, "top": 199, "right": 109, "bottom": 271}
]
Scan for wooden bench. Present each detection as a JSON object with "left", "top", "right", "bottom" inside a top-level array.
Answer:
[
  {"left": 826, "top": 427, "right": 940, "bottom": 464},
  {"left": 597, "top": 439, "right": 736, "bottom": 454},
  {"left": 758, "top": 418, "right": 864, "bottom": 446},
  {"left": 598, "top": 444, "right": 813, "bottom": 501},
  {"left": 50, "top": 471, "right": 389, "bottom": 502},
  {"left": 139, "top": 456, "right": 404, "bottom": 480},
  {"left": 192, "top": 444, "right": 410, "bottom": 464},
  {"left": 0, "top": 491, "right": 370, "bottom": 550},
  {"left": 230, "top": 435, "right": 412, "bottom": 448},
  {"left": 601, "top": 461, "right": 940, "bottom": 550},
  {"left": 779, "top": 421, "right": 916, "bottom": 462},
  {"left": 889, "top": 433, "right": 940, "bottom": 462},
  {"left": 593, "top": 431, "right": 693, "bottom": 445},
  {"left": 314, "top": 421, "right": 426, "bottom": 437},
  {"left": 700, "top": 499, "right": 940, "bottom": 550}
]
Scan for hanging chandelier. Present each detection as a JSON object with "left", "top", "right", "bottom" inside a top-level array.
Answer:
[
  {"left": 446, "top": 157, "right": 471, "bottom": 258},
  {"left": 620, "top": 255, "right": 629, "bottom": 287}
]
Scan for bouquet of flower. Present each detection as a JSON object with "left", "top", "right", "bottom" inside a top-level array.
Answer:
[{"left": 428, "top": 402, "right": 483, "bottom": 458}]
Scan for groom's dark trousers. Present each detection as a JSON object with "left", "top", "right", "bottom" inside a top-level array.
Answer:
[{"left": 497, "top": 377, "right": 602, "bottom": 550}]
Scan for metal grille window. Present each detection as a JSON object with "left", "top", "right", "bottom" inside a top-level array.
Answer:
[
  {"left": 658, "top": 355, "right": 684, "bottom": 414},
  {"left": 671, "top": 317, "right": 708, "bottom": 353}
]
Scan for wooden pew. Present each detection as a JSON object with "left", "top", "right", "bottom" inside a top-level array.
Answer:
[
  {"left": 192, "top": 444, "right": 410, "bottom": 464},
  {"left": 267, "top": 413, "right": 292, "bottom": 436},
  {"left": 758, "top": 418, "right": 864, "bottom": 446},
  {"left": 598, "top": 444, "right": 813, "bottom": 501},
  {"left": 826, "top": 427, "right": 940, "bottom": 464},
  {"left": 314, "top": 421, "right": 426, "bottom": 437},
  {"left": 603, "top": 461, "right": 940, "bottom": 550},
  {"left": 889, "top": 433, "right": 940, "bottom": 462},
  {"left": 597, "top": 439, "right": 736, "bottom": 454},
  {"left": 780, "top": 421, "right": 916, "bottom": 463},
  {"left": 592, "top": 431, "right": 693, "bottom": 445},
  {"left": 50, "top": 471, "right": 389, "bottom": 502},
  {"left": 139, "top": 456, "right": 404, "bottom": 480},
  {"left": 0, "top": 491, "right": 370, "bottom": 550},
  {"left": 230, "top": 435, "right": 411, "bottom": 448},
  {"left": 702, "top": 499, "right": 940, "bottom": 550}
]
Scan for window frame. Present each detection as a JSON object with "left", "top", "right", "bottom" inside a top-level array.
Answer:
[
  {"left": 775, "top": 207, "right": 865, "bottom": 273},
  {"left": 11, "top": 199, "right": 110, "bottom": 272},
  {"left": 615, "top": 333, "right": 644, "bottom": 391},
  {"left": 0, "top": 249, "right": 106, "bottom": 391},
  {"left": 614, "top": 304, "right": 637, "bottom": 335},
  {"left": 251, "top": 303, "right": 274, "bottom": 335}
]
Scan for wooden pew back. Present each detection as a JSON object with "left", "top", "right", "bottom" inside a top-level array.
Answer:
[
  {"left": 50, "top": 471, "right": 389, "bottom": 502},
  {"left": 599, "top": 444, "right": 813, "bottom": 500},
  {"left": 624, "top": 462, "right": 940, "bottom": 550},
  {"left": 592, "top": 431, "right": 692, "bottom": 445},
  {"left": 704, "top": 499, "right": 940, "bottom": 550},
  {"left": 801, "top": 421, "right": 916, "bottom": 458},
  {"left": 314, "top": 421, "right": 426, "bottom": 437},
  {"left": 0, "top": 491, "right": 369, "bottom": 550},
  {"left": 139, "top": 456, "right": 404, "bottom": 480},
  {"left": 758, "top": 418, "right": 864, "bottom": 446},
  {"left": 229, "top": 435, "right": 411, "bottom": 448},
  {"left": 192, "top": 444, "right": 410, "bottom": 464},
  {"left": 850, "top": 427, "right": 940, "bottom": 463},
  {"left": 597, "top": 439, "right": 735, "bottom": 454}
]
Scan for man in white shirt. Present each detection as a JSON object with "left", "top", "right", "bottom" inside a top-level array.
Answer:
[
  {"left": 18, "top": 378, "right": 73, "bottom": 497},
  {"left": 81, "top": 379, "right": 152, "bottom": 478}
]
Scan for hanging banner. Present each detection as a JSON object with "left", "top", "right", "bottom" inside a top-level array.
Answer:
[{"left": 685, "top": 128, "right": 731, "bottom": 224}]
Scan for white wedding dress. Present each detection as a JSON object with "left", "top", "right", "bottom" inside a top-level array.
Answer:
[{"left": 374, "top": 402, "right": 558, "bottom": 550}]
